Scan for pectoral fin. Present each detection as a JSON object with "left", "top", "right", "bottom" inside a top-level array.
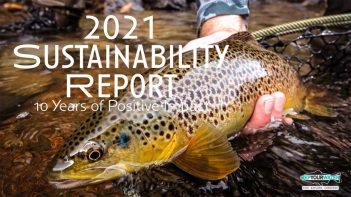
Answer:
[
  {"left": 172, "top": 122, "right": 240, "bottom": 180},
  {"left": 228, "top": 31, "right": 262, "bottom": 47}
]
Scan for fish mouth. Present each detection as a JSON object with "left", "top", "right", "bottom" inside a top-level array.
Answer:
[
  {"left": 46, "top": 163, "right": 132, "bottom": 189},
  {"left": 47, "top": 165, "right": 127, "bottom": 189},
  {"left": 49, "top": 178, "right": 94, "bottom": 189},
  {"left": 46, "top": 169, "right": 98, "bottom": 189}
]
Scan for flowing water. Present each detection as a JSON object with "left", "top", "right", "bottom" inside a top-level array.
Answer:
[{"left": 0, "top": 1, "right": 350, "bottom": 196}]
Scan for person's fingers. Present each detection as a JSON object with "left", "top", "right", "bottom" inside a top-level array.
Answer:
[
  {"left": 242, "top": 92, "right": 293, "bottom": 135},
  {"left": 271, "top": 92, "right": 286, "bottom": 120},
  {"left": 271, "top": 92, "right": 294, "bottom": 125},
  {"left": 243, "top": 95, "right": 274, "bottom": 134},
  {"left": 183, "top": 37, "right": 206, "bottom": 52},
  {"left": 283, "top": 117, "right": 293, "bottom": 125},
  {"left": 183, "top": 31, "right": 233, "bottom": 52}
]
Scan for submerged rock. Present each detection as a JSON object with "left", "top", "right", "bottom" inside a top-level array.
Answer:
[
  {"left": 104, "top": 0, "right": 143, "bottom": 14},
  {"left": 13, "top": 151, "right": 33, "bottom": 164},
  {"left": 104, "top": 0, "right": 196, "bottom": 14},
  {"left": 0, "top": 0, "right": 85, "bottom": 34},
  {"left": 143, "top": 0, "right": 195, "bottom": 10}
]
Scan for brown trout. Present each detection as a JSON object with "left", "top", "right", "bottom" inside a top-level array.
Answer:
[{"left": 46, "top": 32, "right": 334, "bottom": 189}]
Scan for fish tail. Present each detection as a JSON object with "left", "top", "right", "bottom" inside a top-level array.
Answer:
[{"left": 303, "top": 85, "right": 341, "bottom": 117}]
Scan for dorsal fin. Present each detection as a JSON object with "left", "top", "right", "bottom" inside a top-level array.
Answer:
[{"left": 228, "top": 31, "right": 261, "bottom": 47}]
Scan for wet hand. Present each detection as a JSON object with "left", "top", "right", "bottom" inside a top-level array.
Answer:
[{"left": 242, "top": 92, "right": 293, "bottom": 135}]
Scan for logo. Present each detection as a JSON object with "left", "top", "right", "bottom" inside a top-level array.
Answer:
[{"left": 300, "top": 170, "right": 341, "bottom": 190}]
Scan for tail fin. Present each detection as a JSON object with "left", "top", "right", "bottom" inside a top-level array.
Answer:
[{"left": 304, "top": 85, "right": 341, "bottom": 117}]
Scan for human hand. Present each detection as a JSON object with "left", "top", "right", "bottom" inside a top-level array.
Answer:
[{"left": 242, "top": 92, "right": 293, "bottom": 135}]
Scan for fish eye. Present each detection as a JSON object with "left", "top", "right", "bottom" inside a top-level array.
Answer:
[{"left": 87, "top": 148, "right": 103, "bottom": 162}]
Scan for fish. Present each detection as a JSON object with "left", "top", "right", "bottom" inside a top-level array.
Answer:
[{"left": 46, "top": 32, "right": 336, "bottom": 189}]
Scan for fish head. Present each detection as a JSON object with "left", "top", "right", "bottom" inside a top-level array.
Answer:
[
  {"left": 46, "top": 110, "right": 189, "bottom": 189},
  {"left": 46, "top": 120, "right": 130, "bottom": 189}
]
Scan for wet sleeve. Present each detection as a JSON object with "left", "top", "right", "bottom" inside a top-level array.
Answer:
[{"left": 196, "top": 0, "right": 249, "bottom": 35}]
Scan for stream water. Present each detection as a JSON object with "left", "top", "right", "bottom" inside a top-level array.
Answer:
[{"left": 0, "top": 1, "right": 350, "bottom": 196}]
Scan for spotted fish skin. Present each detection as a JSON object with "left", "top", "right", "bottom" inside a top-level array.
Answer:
[{"left": 47, "top": 32, "right": 307, "bottom": 188}]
